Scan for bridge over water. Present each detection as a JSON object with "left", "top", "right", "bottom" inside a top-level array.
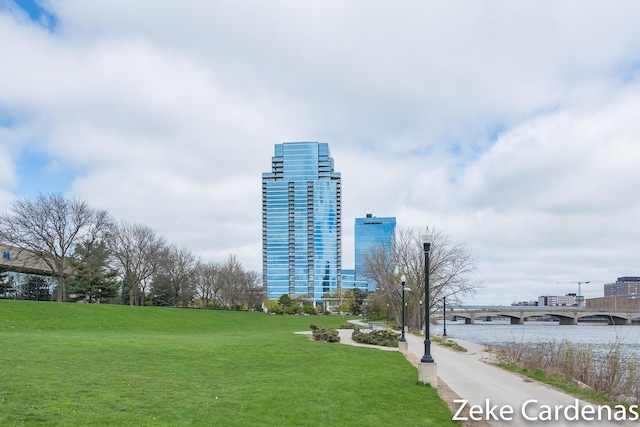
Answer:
[{"left": 442, "top": 306, "right": 640, "bottom": 325}]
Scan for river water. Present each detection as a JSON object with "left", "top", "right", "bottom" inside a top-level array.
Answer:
[{"left": 429, "top": 319, "right": 640, "bottom": 356}]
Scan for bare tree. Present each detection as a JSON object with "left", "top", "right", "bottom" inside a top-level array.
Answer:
[
  {"left": 109, "top": 221, "right": 167, "bottom": 306},
  {"left": 151, "top": 245, "right": 197, "bottom": 307},
  {"left": 0, "top": 193, "right": 112, "bottom": 302},
  {"left": 365, "top": 227, "right": 479, "bottom": 330},
  {"left": 242, "top": 269, "right": 263, "bottom": 310},
  {"left": 214, "top": 255, "right": 262, "bottom": 310},
  {"left": 194, "top": 261, "right": 221, "bottom": 309},
  {"left": 217, "top": 255, "right": 244, "bottom": 310},
  {"left": 191, "top": 256, "right": 262, "bottom": 310}
]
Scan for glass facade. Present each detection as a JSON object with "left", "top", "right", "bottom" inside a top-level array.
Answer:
[
  {"left": 354, "top": 213, "right": 396, "bottom": 291},
  {"left": 341, "top": 269, "right": 368, "bottom": 293},
  {"left": 262, "top": 142, "right": 341, "bottom": 301}
]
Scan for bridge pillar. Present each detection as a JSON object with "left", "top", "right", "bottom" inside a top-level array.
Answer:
[
  {"left": 510, "top": 317, "right": 524, "bottom": 325},
  {"left": 484, "top": 316, "right": 492, "bottom": 321},
  {"left": 559, "top": 317, "right": 577, "bottom": 325},
  {"left": 608, "top": 316, "right": 632, "bottom": 325},
  {"left": 465, "top": 316, "right": 475, "bottom": 325}
]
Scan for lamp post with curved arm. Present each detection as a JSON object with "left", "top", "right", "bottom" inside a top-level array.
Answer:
[
  {"left": 443, "top": 296, "right": 448, "bottom": 340},
  {"left": 421, "top": 230, "right": 434, "bottom": 363},
  {"left": 398, "top": 274, "right": 410, "bottom": 353},
  {"left": 386, "top": 303, "right": 389, "bottom": 328},
  {"left": 400, "top": 274, "right": 407, "bottom": 343},
  {"left": 418, "top": 228, "right": 437, "bottom": 387}
]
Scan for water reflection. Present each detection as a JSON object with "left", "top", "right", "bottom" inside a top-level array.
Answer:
[{"left": 431, "top": 319, "right": 640, "bottom": 356}]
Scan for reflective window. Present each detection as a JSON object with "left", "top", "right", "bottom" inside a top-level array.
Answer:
[{"left": 262, "top": 142, "right": 341, "bottom": 300}]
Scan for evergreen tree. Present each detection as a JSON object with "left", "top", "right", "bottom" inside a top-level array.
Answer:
[
  {"left": 0, "top": 268, "right": 14, "bottom": 298},
  {"left": 349, "top": 288, "right": 368, "bottom": 315},
  {"left": 22, "top": 275, "right": 53, "bottom": 301},
  {"left": 67, "top": 241, "right": 119, "bottom": 303}
]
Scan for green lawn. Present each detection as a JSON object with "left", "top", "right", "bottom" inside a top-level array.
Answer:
[{"left": 0, "top": 300, "right": 457, "bottom": 426}]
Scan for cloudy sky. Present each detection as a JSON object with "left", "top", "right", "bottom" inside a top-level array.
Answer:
[{"left": 2, "top": 0, "right": 640, "bottom": 305}]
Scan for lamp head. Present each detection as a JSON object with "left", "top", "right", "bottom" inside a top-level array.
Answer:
[
  {"left": 422, "top": 227, "right": 432, "bottom": 253},
  {"left": 400, "top": 274, "right": 406, "bottom": 284}
]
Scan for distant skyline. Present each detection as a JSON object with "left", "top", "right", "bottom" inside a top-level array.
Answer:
[{"left": 2, "top": 1, "right": 640, "bottom": 304}]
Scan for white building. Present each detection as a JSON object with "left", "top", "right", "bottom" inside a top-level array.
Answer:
[{"left": 538, "top": 293, "right": 584, "bottom": 307}]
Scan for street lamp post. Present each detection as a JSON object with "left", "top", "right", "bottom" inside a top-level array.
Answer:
[
  {"left": 400, "top": 275, "right": 407, "bottom": 342},
  {"left": 421, "top": 229, "right": 434, "bottom": 363},
  {"left": 443, "top": 296, "right": 447, "bottom": 338},
  {"left": 419, "top": 300, "right": 423, "bottom": 334},
  {"left": 386, "top": 303, "right": 389, "bottom": 328}
]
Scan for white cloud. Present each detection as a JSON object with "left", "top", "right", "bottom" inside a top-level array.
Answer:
[{"left": 2, "top": 1, "right": 640, "bottom": 304}]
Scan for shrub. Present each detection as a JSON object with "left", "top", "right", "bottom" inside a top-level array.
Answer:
[
  {"left": 270, "top": 307, "right": 284, "bottom": 315},
  {"left": 352, "top": 329, "right": 399, "bottom": 347},
  {"left": 303, "top": 305, "right": 318, "bottom": 315},
  {"left": 285, "top": 305, "right": 303, "bottom": 315},
  {"left": 310, "top": 324, "right": 340, "bottom": 343},
  {"left": 493, "top": 339, "right": 640, "bottom": 404}
]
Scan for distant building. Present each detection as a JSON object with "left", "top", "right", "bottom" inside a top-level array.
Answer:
[
  {"left": 354, "top": 213, "right": 396, "bottom": 291},
  {"left": 341, "top": 269, "right": 369, "bottom": 293},
  {"left": 511, "top": 300, "right": 539, "bottom": 307},
  {"left": 538, "top": 293, "right": 583, "bottom": 307},
  {"left": 0, "top": 244, "right": 55, "bottom": 276},
  {"left": 0, "top": 244, "right": 57, "bottom": 300},
  {"left": 261, "top": 142, "right": 342, "bottom": 303},
  {"left": 604, "top": 277, "right": 640, "bottom": 297},
  {"left": 586, "top": 295, "right": 640, "bottom": 310}
]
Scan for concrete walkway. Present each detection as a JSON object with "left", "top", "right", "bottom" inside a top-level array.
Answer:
[{"left": 340, "top": 326, "right": 638, "bottom": 427}]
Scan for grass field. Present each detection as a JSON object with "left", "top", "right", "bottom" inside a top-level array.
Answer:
[{"left": 0, "top": 300, "right": 457, "bottom": 426}]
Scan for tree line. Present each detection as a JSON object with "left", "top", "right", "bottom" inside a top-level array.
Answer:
[
  {"left": 0, "top": 193, "right": 261, "bottom": 310},
  {"left": 362, "top": 227, "right": 479, "bottom": 330},
  {"left": 0, "top": 193, "right": 480, "bottom": 319}
]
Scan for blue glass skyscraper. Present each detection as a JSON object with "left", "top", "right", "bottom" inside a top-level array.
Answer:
[
  {"left": 354, "top": 213, "right": 396, "bottom": 290},
  {"left": 262, "top": 142, "right": 342, "bottom": 302}
]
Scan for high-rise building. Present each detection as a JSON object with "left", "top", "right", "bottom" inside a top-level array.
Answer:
[
  {"left": 262, "top": 142, "right": 342, "bottom": 302},
  {"left": 353, "top": 213, "right": 396, "bottom": 291},
  {"left": 604, "top": 277, "right": 640, "bottom": 297}
]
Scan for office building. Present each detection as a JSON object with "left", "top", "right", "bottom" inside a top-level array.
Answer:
[
  {"left": 262, "top": 142, "right": 341, "bottom": 302},
  {"left": 353, "top": 213, "right": 396, "bottom": 291},
  {"left": 538, "top": 293, "right": 583, "bottom": 308},
  {"left": 604, "top": 277, "right": 640, "bottom": 297}
]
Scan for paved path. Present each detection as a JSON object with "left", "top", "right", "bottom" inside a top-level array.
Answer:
[{"left": 341, "top": 325, "right": 638, "bottom": 426}]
